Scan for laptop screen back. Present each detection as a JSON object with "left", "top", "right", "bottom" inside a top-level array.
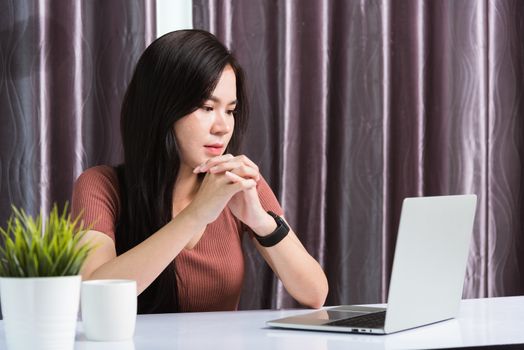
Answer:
[{"left": 384, "top": 195, "right": 477, "bottom": 333}]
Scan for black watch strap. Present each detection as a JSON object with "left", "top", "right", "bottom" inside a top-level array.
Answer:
[{"left": 254, "top": 211, "right": 290, "bottom": 247}]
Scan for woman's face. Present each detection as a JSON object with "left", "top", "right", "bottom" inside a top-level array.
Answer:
[{"left": 174, "top": 65, "right": 237, "bottom": 170}]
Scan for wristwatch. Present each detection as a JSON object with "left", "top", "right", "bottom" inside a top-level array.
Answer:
[{"left": 254, "top": 211, "right": 290, "bottom": 247}]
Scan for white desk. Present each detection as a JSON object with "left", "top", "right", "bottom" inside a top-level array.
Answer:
[{"left": 1, "top": 296, "right": 523, "bottom": 349}]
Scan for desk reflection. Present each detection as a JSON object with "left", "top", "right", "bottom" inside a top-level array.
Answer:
[{"left": 75, "top": 335, "right": 134, "bottom": 350}]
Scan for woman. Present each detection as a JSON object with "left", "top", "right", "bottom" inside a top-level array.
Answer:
[{"left": 72, "top": 29, "right": 328, "bottom": 314}]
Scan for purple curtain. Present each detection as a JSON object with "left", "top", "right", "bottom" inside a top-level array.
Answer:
[
  {"left": 0, "top": 0, "right": 155, "bottom": 222},
  {"left": 1, "top": 0, "right": 523, "bottom": 314},
  {"left": 193, "top": 0, "right": 524, "bottom": 309},
  {"left": 0, "top": 0, "right": 155, "bottom": 317}
]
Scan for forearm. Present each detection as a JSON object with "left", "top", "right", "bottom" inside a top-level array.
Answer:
[
  {"left": 251, "top": 215, "right": 328, "bottom": 308},
  {"left": 258, "top": 234, "right": 328, "bottom": 308},
  {"left": 85, "top": 209, "right": 206, "bottom": 295}
]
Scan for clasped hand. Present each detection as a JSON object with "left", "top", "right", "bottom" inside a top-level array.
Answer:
[{"left": 190, "top": 154, "right": 267, "bottom": 229}]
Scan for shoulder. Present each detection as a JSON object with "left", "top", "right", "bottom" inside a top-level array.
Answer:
[
  {"left": 73, "top": 165, "right": 120, "bottom": 211},
  {"left": 74, "top": 165, "right": 119, "bottom": 190},
  {"left": 71, "top": 165, "right": 120, "bottom": 240}
]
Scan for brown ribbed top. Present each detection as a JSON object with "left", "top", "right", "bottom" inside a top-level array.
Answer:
[{"left": 71, "top": 165, "right": 283, "bottom": 312}]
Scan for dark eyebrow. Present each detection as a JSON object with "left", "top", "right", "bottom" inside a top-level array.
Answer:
[{"left": 208, "top": 96, "right": 237, "bottom": 105}]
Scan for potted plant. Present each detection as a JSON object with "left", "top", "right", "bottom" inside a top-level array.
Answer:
[{"left": 0, "top": 204, "right": 93, "bottom": 350}]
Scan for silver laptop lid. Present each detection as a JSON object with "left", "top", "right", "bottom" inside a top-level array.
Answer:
[{"left": 384, "top": 194, "right": 477, "bottom": 333}]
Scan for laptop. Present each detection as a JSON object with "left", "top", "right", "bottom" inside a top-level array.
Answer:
[{"left": 267, "top": 194, "right": 477, "bottom": 334}]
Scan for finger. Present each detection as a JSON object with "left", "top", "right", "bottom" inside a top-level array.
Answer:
[
  {"left": 210, "top": 162, "right": 259, "bottom": 181},
  {"left": 194, "top": 154, "right": 234, "bottom": 173},
  {"left": 193, "top": 154, "right": 234, "bottom": 173},
  {"left": 211, "top": 156, "right": 260, "bottom": 181},
  {"left": 209, "top": 161, "right": 243, "bottom": 173},
  {"left": 233, "top": 155, "right": 260, "bottom": 181},
  {"left": 225, "top": 171, "right": 257, "bottom": 190},
  {"left": 224, "top": 170, "right": 243, "bottom": 182},
  {"left": 229, "top": 166, "right": 260, "bottom": 181},
  {"left": 234, "top": 155, "right": 259, "bottom": 173},
  {"left": 236, "top": 178, "right": 257, "bottom": 191}
]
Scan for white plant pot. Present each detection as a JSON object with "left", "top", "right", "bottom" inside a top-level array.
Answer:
[{"left": 0, "top": 275, "right": 81, "bottom": 350}]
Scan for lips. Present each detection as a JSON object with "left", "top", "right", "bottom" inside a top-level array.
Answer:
[
  {"left": 204, "top": 144, "right": 224, "bottom": 155},
  {"left": 205, "top": 143, "right": 224, "bottom": 148}
]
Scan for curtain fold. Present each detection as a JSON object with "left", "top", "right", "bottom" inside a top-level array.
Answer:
[
  {"left": 485, "top": 0, "right": 524, "bottom": 297},
  {"left": 0, "top": 0, "right": 155, "bottom": 223},
  {"left": 193, "top": 0, "right": 524, "bottom": 309}
]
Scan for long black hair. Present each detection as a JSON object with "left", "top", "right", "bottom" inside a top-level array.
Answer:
[{"left": 115, "top": 30, "right": 248, "bottom": 314}]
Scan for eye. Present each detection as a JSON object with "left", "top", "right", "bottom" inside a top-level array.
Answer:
[
  {"left": 226, "top": 109, "right": 236, "bottom": 116},
  {"left": 201, "top": 106, "right": 213, "bottom": 112}
]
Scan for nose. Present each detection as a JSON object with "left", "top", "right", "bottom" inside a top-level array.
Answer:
[{"left": 211, "top": 110, "right": 232, "bottom": 135}]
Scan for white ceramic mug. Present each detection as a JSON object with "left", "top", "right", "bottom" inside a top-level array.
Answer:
[{"left": 81, "top": 279, "right": 137, "bottom": 341}]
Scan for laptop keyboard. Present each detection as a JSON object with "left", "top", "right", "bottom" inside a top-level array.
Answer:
[{"left": 326, "top": 311, "right": 386, "bottom": 329}]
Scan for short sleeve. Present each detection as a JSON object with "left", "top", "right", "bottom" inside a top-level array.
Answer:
[
  {"left": 256, "top": 176, "right": 284, "bottom": 216},
  {"left": 71, "top": 165, "right": 120, "bottom": 242}
]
